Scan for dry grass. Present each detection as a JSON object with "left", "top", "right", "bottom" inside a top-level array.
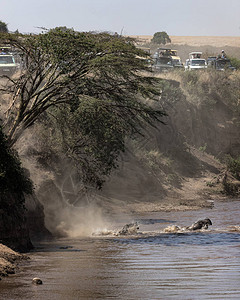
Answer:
[
  {"left": 170, "top": 36, "right": 240, "bottom": 47},
  {"left": 128, "top": 35, "right": 240, "bottom": 61},
  {"left": 129, "top": 35, "right": 240, "bottom": 47}
]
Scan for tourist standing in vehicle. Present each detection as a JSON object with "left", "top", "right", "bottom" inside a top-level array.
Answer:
[{"left": 221, "top": 50, "right": 227, "bottom": 58}]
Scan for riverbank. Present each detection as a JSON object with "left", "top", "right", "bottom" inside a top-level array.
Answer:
[
  {"left": 103, "top": 179, "right": 225, "bottom": 215},
  {"left": 0, "top": 244, "right": 29, "bottom": 279},
  {"left": 125, "top": 169, "right": 226, "bottom": 214}
]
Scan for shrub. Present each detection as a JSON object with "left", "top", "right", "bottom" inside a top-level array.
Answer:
[
  {"left": 229, "top": 57, "right": 240, "bottom": 70},
  {"left": 225, "top": 155, "right": 240, "bottom": 180},
  {"left": 199, "top": 143, "right": 207, "bottom": 152},
  {"left": 0, "top": 126, "right": 32, "bottom": 196}
]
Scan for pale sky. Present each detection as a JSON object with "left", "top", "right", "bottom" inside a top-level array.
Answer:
[{"left": 1, "top": 0, "right": 240, "bottom": 36}]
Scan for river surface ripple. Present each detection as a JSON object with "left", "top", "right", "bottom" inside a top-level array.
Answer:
[{"left": 1, "top": 200, "right": 240, "bottom": 299}]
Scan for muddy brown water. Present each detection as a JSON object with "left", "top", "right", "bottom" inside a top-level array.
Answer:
[{"left": 1, "top": 200, "right": 240, "bottom": 299}]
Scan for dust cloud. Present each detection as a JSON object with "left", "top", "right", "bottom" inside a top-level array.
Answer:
[
  {"left": 54, "top": 204, "right": 110, "bottom": 238},
  {"left": 35, "top": 172, "right": 114, "bottom": 238},
  {"left": 15, "top": 129, "right": 113, "bottom": 238}
]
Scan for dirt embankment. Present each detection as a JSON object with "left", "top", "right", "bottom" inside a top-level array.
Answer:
[
  {"left": 0, "top": 243, "right": 28, "bottom": 279},
  {"left": 99, "top": 71, "right": 240, "bottom": 213}
]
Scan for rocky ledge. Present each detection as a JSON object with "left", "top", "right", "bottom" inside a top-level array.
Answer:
[{"left": 0, "top": 243, "right": 29, "bottom": 279}]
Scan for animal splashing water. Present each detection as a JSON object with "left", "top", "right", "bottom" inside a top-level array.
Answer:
[
  {"left": 163, "top": 225, "right": 182, "bottom": 233},
  {"left": 93, "top": 219, "right": 213, "bottom": 236},
  {"left": 227, "top": 225, "right": 240, "bottom": 232},
  {"left": 186, "top": 218, "right": 212, "bottom": 230},
  {"left": 163, "top": 218, "right": 213, "bottom": 233},
  {"left": 93, "top": 222, "right": 140, "bottom": 236},
  {"left": 117, "top": 222, "right": 139, "bottom": 235}
]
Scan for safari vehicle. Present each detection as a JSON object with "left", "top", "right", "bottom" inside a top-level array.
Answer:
[
  {"left": 152, "top": 54, "right": 173, "bottom": 72},
  {"left": 152, "top": 48, "right": 183, "bottom": 72},
  {"left": 0, "top": 54, "right": 18, "bottom": 76},
  {"left": 166, "top": 49, "right": 184, "bottom": 70},
  {"left": 207, "top": 56, "right": 217, "bottom": 67},
  {"left": 0, "top": 46, "right": 12, "bottom": 54},
  {"left": 171, "top": 57, "right": 184, "bottom": 69},
  {"left": 207, "top": 56, "right": 236, "bottom": 71},
  {"left": 185, "top": 52, "right": 207, "bottom": 71}
]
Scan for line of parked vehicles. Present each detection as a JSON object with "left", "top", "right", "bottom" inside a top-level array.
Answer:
[
  {"left": 0, "top": 45, "right": 236, "bottom": 77},
  {"left": 152, "top": 48, "right": 236, "bottom": 72}
]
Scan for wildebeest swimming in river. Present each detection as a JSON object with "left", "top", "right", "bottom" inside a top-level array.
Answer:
[
  {"left": 92, "top": 222, "right": 140, "bottom": 236},
  {"left": 186, "top": 218, "right": 212, "bottom": 231},
  {"left": 163, "top": 218, "right": 212, "bottom": 233},
  {"left": 94, "top": 219, "right": 213, "bottom": 236},
  {"left": 118, "top": 222, "right": 140, "bottom": 235}
]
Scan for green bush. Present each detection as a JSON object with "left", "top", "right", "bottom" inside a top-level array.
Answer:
[
  {"left": 0, "top": 126, "right": 32, "bottom": 196},
  {"left": 199, "top": 143, "right": 207, "bottom": 152},
  {"left": 229, "top": 57, "right": 240, "bottom": 70},
  {"left": 225, "top": 155, "right": 240, "bottom": 180}
]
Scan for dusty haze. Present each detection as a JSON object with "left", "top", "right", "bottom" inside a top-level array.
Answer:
[{"left": 1, "top": 36, "right": 240, "bottom": 239}]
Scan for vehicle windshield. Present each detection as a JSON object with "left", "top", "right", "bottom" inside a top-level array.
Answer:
[
  {"left": 158, "top": 57, "right": 172, "bottom": 65},
  {"left": 0, "top": 56, "right": 14, "bottom": 64},
  {"left": 191, "top": 59, "right": 206, "bottom": 66},
  {"left": 170, "top": 51, "right": 177, "bottom": 56},
  {"left": 172, "top": 59, "right": 181, "bottom": 66}
]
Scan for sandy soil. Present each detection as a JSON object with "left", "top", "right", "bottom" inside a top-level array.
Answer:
[
  {"left": 100, "top": 143, "right": 229, "bottom": 215},
  {"left": 124, "top": 174, "right": 220, "bottom": 214},
  {"left": 101, "top": 174, "right": 223, "bottom": 215},
  {"left": 129, "top": 35, "right": 240, "bottom": 47},
  {"left": 0, "top": 244, "right": 28, "bottom": 279}
]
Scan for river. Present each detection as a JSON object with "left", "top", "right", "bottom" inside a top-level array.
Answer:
[{"left": 1, "top": 200, "right": 240, "bottom": 299}]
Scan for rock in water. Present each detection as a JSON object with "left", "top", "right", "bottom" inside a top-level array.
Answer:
[{"left": 32, "top": 277, "right": 43, "bottom": 285}]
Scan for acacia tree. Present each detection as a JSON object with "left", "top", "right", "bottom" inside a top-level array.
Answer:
[
  {"left": 0, "top": 21, "right": 8, "bottom": 33},
  {"left": 0, "top": 28, "right": 166, "bottom": 187},
  {"left": 151, "top": 31, "right": 171, "bottom": 45}
]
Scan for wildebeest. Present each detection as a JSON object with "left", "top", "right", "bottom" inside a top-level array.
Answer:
[
  {"left": 117, "top": 222, "right": 139, "bottom": 235},
  {"left": 187, "top": 218, "right": 212, "bottom": 231},
  {"left": 163, "top": 218, "right": 213, "bottom": 233}
]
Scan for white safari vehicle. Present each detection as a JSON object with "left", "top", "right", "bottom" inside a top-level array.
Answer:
[
  {"left": 185, "top": 52, "right": 207, "bottom": 70},
  {"left": 0, "top": 54, "right": 18, "bottom": 76}
]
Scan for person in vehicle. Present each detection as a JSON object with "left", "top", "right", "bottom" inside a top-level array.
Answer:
[{"left": 221, "top": 50, "right": 227, "bottom": 58}]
